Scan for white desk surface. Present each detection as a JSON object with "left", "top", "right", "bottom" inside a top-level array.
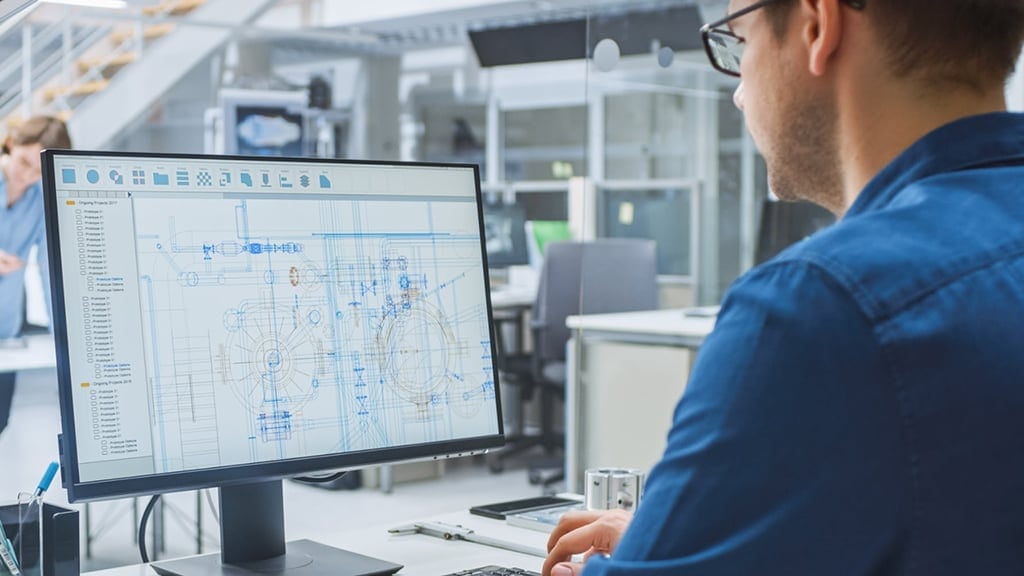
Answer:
[
  {"left": 489, "top": 286, "right": 536, "bottom": 310},
  {"left": 0, "top": 334, "right": 56, "bottom": 373},
  {"left": 85, "top": 510, "right": 546, "bottom": 576},
  {"left": 566, "top": 308, "right": 716, "bottom": 348}
]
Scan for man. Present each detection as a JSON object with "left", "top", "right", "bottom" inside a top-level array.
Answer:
[{"left": 544, "top": 1, "right": 1024, "bottom": 574}]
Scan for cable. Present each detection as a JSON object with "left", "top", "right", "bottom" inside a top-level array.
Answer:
[
  {"left": 292, "top": 471, "right": 348, "bottom": 484},
  {"left": 204, "top": 489, "right": 220, "bottom": 525},
  {"left": 138, "top": 494, "right": 161, "bottom": 564}
]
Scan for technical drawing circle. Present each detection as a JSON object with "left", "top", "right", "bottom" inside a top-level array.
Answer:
[
  {"left": 221, "top": 303, "right": 325, "bottom": 415},
  {"left": 264, "top": 270, "right": 275, "bottom": 284},
  {"left": 223, "top": 309, "right": 243, "bottom": 332},
  {"left": 308, "top": 309, "right": 322, "bottom": 326},
  {"left": 178, "top": 272, "right": 200, "bottom": 287},
  {"left": 265, "top": 349, "right": 283, "bottom": 372},
  {"left": 300, "top": 264, "right": 323, "bottom": 293},
  {"left": 289, "top": 266, "right": 300, "bottom": 287},
  {"left": 376, "top": 302, "right": 455, "bottom": 404}
]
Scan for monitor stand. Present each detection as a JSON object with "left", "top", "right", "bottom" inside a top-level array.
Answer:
[{"left": 151, "top": 480, "right": 402, "bottom": 576}]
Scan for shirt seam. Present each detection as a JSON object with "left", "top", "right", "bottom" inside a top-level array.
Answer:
[{"left": 872, "top": 238, "right": 1024, "bottom": 327}]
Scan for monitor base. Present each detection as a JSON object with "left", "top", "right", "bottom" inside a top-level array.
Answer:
[{"left": 151, "top": 539, "right": 402, "bottom": 576}]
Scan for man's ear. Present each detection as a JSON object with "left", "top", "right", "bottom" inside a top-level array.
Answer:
[{"left": 801, "top": 0, "right": 843, "bottom": 77}]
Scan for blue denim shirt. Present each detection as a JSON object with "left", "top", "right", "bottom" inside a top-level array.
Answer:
[
  {"left": 0, "top": 177, "right": 50, "bottom": 338},
  {"left": 583, "top": 112, "right": 1024, "bottom": 575}
]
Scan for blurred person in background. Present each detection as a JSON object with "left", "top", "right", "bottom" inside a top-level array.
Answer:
[{"left": 0, "top": 115, "right": 72, "bottom": 437}]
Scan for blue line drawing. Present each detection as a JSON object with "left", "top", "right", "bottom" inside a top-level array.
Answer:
[{"left": 131, "top": 196, "right": 497, "bottom": 472}]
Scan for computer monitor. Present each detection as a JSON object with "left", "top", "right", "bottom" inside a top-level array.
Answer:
[
  {"left": 482, "top": 202, "right": 528, "bottom": 268},
  {"left": 42, "top": 151, "right": 505, "bottom": 576},
  {"left": 754, "top": 199, "right": 836, "bottom": 265}
]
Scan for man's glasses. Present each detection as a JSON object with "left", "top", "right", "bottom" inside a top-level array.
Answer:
[{"left": 700, "top": 0, "right": 866, "bottom": 77}]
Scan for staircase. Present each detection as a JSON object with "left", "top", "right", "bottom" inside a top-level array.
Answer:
[{"left": 3, "top": 0, "right": 278, "bottom": 149}]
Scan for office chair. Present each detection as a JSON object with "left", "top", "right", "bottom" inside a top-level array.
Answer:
[{"left": 491, "top": 239, "right": 659, "bottom": 484}]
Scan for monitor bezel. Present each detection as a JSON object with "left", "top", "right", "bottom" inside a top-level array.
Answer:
[{"left": 42, "top": 149, "right": 505, "bottom": 503}]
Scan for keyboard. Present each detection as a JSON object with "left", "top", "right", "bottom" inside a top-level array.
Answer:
[{"left": 441, "top": 567, "right": 541, "bottom": 576}]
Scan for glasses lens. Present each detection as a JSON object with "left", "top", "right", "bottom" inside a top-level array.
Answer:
[{"left": 706, "top": 30, "right": 743, "bottom": 75}]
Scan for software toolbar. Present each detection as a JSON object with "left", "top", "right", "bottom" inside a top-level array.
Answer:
[{"left": 53, "top": 157, "right": 476, "bottom": 199}]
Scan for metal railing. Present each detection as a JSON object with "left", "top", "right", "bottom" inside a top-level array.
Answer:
[{"left": 0, "top": 2, "right": 187, "bottom": 123}]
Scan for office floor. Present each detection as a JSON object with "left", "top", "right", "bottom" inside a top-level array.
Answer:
[{"left": 0, "top": 370, "right": 546, "bottom": 572}]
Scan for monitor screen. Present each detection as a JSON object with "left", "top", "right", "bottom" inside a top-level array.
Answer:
[
  {"left": 45, "top": 150, "right": 507, "bottom": 569},
  {"left": 43, "top": 152, "right": 504, "bottom": 503},
  {"left": 482, "top": 202, "right": 528, "bottom": 268}
]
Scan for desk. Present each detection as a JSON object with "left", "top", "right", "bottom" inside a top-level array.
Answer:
[
  {"left": 0, "top": 334, "right": 57, "bottom": 373},
  {"left": 489, "top": 286, "right": 536, "bottom": 310},
  {"left": 84, "top": 510, "right": 544, "bottom": 576},
  {"left": 564, "top": 309, "right": 716, "bottom": 492}
]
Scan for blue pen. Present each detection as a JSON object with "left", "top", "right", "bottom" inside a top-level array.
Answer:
[
  {"left": 10, "top": 462, "right": 60, "bottom": 555},
  {"left": 32, "top": 462, "right": 59, "bottom": 499}
]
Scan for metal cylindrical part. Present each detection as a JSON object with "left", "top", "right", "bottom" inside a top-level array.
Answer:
[{"left": 584, "top": 468, "right": 645, "bottom": 513}]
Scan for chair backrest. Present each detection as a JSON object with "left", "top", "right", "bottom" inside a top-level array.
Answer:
[{"left": 533, "top": 239, "right": 658, "bottom": 362}]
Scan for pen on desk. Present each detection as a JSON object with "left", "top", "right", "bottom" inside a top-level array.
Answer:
[{"left": 388, "top": 521, "right": 548, "bottom": 558}]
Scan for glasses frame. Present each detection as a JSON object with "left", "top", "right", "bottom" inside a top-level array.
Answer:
[{"left": 700, "top": 0, "right": 867, "bottom": 78}]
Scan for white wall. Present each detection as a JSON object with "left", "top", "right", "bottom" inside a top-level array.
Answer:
[{"left": 1008, "top": 52, "right": 1024, "bottom": 112}]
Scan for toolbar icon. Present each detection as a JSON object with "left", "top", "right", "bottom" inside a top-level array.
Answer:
[
  {"left": 61, "top": 168, "right": 76, "bottom": 184},
  {"left": 299, "top": 174, "right": 311, "bottom": 188},
  {"left": 196, "top": 171, "right": 213, "bottom": 186},
  {"left": 240, "top": 172, "right": 253, "bottom": 187},
  {"left": 261, "top": 173, "right": 271, "bottom": 187},
  {"left": 153, "top": 172, "right": 169, "bottom": 185},
  {"left": 220, "top": 172, "right": 231, "bottom": 186},
  {"left": 176, "top": 169, "right": 190, "bottom": 186},
  {"left": 86, "top": 169, "right": 100, "bottom": 184},
  {"left": 319, "top": 174, "right": 332, "bottom": 189},
  {"left": 131, "top": 169, "right": 145, "bottom": 185},
  {"left": 109, "top": 170, "right": 124, "bottom": 185},
  {"left": 280, "top": 174, "right": 293, "bottom": 189}
]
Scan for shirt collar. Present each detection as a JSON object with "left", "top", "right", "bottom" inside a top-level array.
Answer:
[{"left": 846, "top": 112, "right": 1024, "bottom": 218}]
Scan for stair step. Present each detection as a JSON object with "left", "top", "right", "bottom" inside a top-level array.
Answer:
[
  {"left": 43, "top": 80, "right": 110, "bottom": 102},
  {"left": 142, "top": 0, "right": 205, "bottom": 17},
  {"left": 109, "top": 22, "right": 175, "bottom": 45},
  {"left": 4, "top": 110, "right": 73, "bottom": 129},
  {"left": 76, "top": 52, "right": 137, "bottom": 74}
]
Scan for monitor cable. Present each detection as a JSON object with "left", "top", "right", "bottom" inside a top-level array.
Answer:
[
  {"left": 138, "top": 494, "right": 161, "bottom": 563},
  {"left": 292, "top": 471, "right": 349, "bottom": 484}
]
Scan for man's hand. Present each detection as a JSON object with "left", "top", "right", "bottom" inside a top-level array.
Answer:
[
  {"left": 542, "top": 509, "right": 633, "bottom": 576},
  {"left": 0, "top": 250, "right": 23, "bottom": 275}
]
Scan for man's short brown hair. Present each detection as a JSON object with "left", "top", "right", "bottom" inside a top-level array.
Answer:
[
  {"left": 3, "top": 115, "right": 72, "bottom": 154},
  {"left": 766, "top": 0, "right": 1024, "bottom": 91}
]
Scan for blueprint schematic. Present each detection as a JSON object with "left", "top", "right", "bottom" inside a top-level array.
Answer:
[{"left": 132, "top": 195, "right": 497, "bottom": 472}]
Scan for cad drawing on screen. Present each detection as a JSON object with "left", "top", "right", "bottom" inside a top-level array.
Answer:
[{"left": 132, "top": 196, "right": 496, "bottom": 474}]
